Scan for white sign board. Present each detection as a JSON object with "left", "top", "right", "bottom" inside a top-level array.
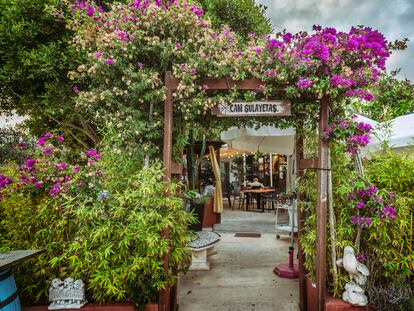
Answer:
[{"left": 212, "top": 100, "right": 291, "bottom": 117}]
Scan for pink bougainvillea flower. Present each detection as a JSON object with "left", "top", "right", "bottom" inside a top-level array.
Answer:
[
  {"left": 189, "top": 5, "right": 204, "bottom": 15},
  {"left": 95, "top": 51, "right": 103, "bottom": 58},
  {"left": 42, "top": 147, "right": 53, "bottom": 155},
  {"left": 0, "top": 175, "right": 13, "bottom": 189},
  {"left": 296, "top": 78, "right": 313, "bottom": 89},
  {"left": 105, "top": 58, "right": 114, "bottom": 65},
  {"left": 49, "top": 182, "right": 64, "bottom": 196},
  {"left": 72, "top": 86, "right": 80, "bottom": 93},
  {"left": 356, "top": 253, "right": 366, "bottom": 261},
  {"left": 87, "top": 149, "right": 97, "bottom": 157},
  {"left": 86, "top": 4, "right": 95, "bottom": 16},
  {"left": 55, "top": 162, "right": 67, "bottom": 172},
  {"left": 25, "top": 158, "right": 37, "bottom": 168},
  {"left": 56, "top": 136, "right": 65, "bottom": 142},
  {"left": 36, "top": 133, "right": 52, "bottom": 146},
  {"left": 282, "top": 32, "right": 292, "bottom": 43},
  {"left": 254, "top": 47, "right": 262, "bottom": 54}
]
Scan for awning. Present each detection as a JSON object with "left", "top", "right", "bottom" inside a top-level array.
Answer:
[
  {"left": 358, "top": 113, "right": 414, "bottom": 154},
  {"left": 220, "top": 125, "right": 296, "bottom": 155}
]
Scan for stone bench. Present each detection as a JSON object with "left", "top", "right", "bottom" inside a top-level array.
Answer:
[{"left": 188, "top": 231, "right": 220, "bottom": 271}]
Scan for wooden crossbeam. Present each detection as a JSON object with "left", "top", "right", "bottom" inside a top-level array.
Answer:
[{"left": 166, "top": 77, "right": 265, "bottom": 91}]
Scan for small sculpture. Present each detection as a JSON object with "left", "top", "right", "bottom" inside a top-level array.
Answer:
[
  {"left": 342, "top": 283, "right": 368, "bottom": 306},
  {"left": 48, "top": 278, "right": 87, "bottom": 310},
  {"left": 337, "top": 246, "right": 370, "bottom": 306}
]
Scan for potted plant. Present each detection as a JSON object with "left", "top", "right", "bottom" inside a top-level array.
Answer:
[
  {"left": 183, "top": 129, "right": 208, "bottom": 231},
  {"left": 183, "top": 190, "right": 209, "bottom": 231}
]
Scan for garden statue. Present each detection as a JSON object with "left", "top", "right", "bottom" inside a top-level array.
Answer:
[
  {"left": 203, "top": 184, "right": 215, "bottom": 197},
  {"left": 48, "top": 278, "right": 87, "bottom": 310},
  {"left": 336, "top": 246, "right": 370, "bottom": 306}
]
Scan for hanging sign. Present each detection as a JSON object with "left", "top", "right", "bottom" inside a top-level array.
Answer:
[{"left": 211, "top": 100, "right": 291, "bottom": 117}]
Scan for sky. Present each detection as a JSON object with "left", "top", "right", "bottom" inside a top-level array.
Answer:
[{"left": 258, "top": 0, "right": 414, "bottom": 81}]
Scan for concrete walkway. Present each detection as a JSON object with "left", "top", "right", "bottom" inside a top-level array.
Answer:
[
  {"left": 178, "top": 211, "right": 300, "bottom": 311},
  {"left": 214, "top": 209, "right": 289, "bottom": 234}
]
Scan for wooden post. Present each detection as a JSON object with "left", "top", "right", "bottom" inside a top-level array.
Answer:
[
  {"left": 316, "top": 97, "right": 329, "bottom": 310},
  {"left": 216, "top": 148, "right": 222, "bottom": 224},
  {"left": 159, "top": 71, "right": 174, "bottom": 311},
  {"left": 295, "top": 131, "right": 307, "bottom": 310}
]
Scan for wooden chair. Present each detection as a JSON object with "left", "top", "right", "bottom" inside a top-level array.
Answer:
[{"left": 231, "top": 183, "right": 246, "bottom": 210}]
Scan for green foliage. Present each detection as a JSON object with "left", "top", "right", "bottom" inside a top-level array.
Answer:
[
  {"left": 53, "top": 162, "right": 192, "bottom": 305},
  {"left": 300, "top": 141, "right": 414, "bottom": 303},
  {"left": 0, "top": 176, "right": 79, "bottom": 303},
  {"left": 0, "top": 131, "right": 194, "bottom": 306},
  {"left": 356, "top": 71, "right": 414, "bottom": 122},
  {"left": 364, "top": 149, "right": 414, "bottom": 283},
  {"left": 200, "top": 162, "right": 214, "bottom": 186},
  {"left": 298, "top": 200, "right": 316, "bottom": 278},
  {"left": 0, "top": 0, "right": 67, "bottom": 109},
  {"left": 199, "top": 0, "right": 272, "bottom": 36},
  {"left": 185, "top": 128, "right": 206, "bottom": 191},
  {"left": 0, "top": 0, "right": 93, "bottom": 148},
  {"left": 183, "top": 189, "right": 209, "bottom": 205},
  {"left": 299, "top": 142, "right": 355, "bottom": 293}
]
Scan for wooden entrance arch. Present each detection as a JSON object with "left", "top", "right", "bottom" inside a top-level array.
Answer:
[{"left": 160, "top": 71, "right": 329, "bottom": 311}]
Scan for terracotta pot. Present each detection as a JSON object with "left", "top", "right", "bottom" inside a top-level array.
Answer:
[
  {"left": 144, "top": 303, "right": 158, "bottom": 311},
  {"left": 306, "top": 277, "right": 372, "bottom": 311},
  {"left": 202, "top": 197, "right": 219, "bottom": 228}
]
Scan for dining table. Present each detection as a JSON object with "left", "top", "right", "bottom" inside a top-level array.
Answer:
[{"left": 241, "top": 188, "right": 275, "bottom": 213}]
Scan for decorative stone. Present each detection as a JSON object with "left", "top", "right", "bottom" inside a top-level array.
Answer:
[
  {"left": 336, "top": 246, "right": 370, "bottom": 306},
  {"left": 48, "top": 278, "right": 87, "bottom": 310},
  {"left": 188, "top": 231, "right": 220, "bottom": 271},
  {"left": 342, "top": 284, "right": 368, "bottom": 306}
]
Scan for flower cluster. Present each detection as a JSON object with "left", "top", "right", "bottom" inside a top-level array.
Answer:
[
  {"left": 323, "top": 117, "right": 373, "bottom": 154},
  {"left": 356, "top": 253, "right": 366, "bottom": 262},
  {"left": 0, "top": 175, "right": 13, "bottom": 188},
  {"left": 63, "top": 0, "right": 399, "bottom": 129},
  {"left": 0, "top": 175, "right": 13, "bottom": 200},
  {"left": 347, "top": 177, "right": 396, "bottom": 227},
  {"left": 0, "top": 133, "right": 103, "bottom": 202}
]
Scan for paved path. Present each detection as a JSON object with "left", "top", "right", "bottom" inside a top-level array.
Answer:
[
  {"left": 178, "top": 232, "right": 299, "bottom": 311},
  {"left": 214, "top": 209, "right": 289, "bottom": 234}
]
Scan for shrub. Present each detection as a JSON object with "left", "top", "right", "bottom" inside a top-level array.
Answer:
[
  {"left": 0, "top": 133, "right": 193, "bottom": 307},
  {"left": 0, "top": 133, "right": 85, "bottom": 302},
  {"left": 299, "top": 141, "right": 413, "bottom": 304}
]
